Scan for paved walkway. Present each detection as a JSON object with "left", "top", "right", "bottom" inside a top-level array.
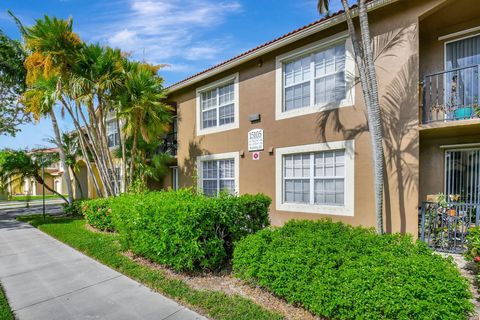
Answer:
[{"left": 0, "top": 210, "right": 207, "bottom": 320}]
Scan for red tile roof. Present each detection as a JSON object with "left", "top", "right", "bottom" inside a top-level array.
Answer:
[{"left": 168, "top": 7, "right": 349, "bottom": 91}]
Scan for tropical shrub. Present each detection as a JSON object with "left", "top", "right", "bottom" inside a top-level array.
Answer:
[
  {"left": 82, "top": 189, "right": 271, "bottom": 271},
  {"left": 466, "top": 226, "right": 480, "bottom": 263},
  {"left": 81, "top": 198, "right": 114, "bottom": 232},
  {"left": 63, "top": 199, "right": 84, "bottom": 216},
  {"left": 233, "top": 220, "right": 473, "bottom": 320}
]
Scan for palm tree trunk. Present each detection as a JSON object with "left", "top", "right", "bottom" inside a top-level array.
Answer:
[
  {"left": 129, "top": 128, "right": 138, "bottom": 186},
  {"left": 60, "top": 98, "right": 103, "bottom": 197},
  {"left": 49, "top": 109, "right": 74, "bottom": 204},
  {"left": 339, "top": 0, "right": 384, "bottom": 234},
  {"left": 116, "top": 115, "right": 128, "bottom": 192},
  {"left": 358, "top": 0, "right": 384, "bottom": 234}
]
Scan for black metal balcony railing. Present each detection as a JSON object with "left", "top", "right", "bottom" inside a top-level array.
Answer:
[
  {"left": 419, "top": 201, "right": 480, "bottom": 253},
  {"left": 158, "top": 132, "right": 177, "bottom": 156},
  {"left": 422, "top": 64, "right": 480, "bottom": 123}
]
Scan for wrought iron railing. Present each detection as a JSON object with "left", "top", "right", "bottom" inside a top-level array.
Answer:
[
  {"left": 419, "top": 201, "right": 480, "bottom": 253},
  {"left": 422, "top": 64, "right": 480, "bottom": 123},
  {"left": 158, "top": 132, "right": 177, "bottom": 156}
]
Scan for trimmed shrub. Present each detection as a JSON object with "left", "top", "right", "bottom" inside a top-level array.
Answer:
[
  {"left": 233, "top": 220, "right": 473, "bottom": 320},
  {"left": 81, "top": 198, "right": 115, "bottom": 232},
  {"left": 63, "top": 199, "right": 84, "bottom": 216},
  {"left": 109, "top": 190, "right": 271, "bottom": 271}
]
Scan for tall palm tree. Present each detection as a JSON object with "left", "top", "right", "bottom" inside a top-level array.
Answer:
[
  {"left": 21, "top": 75, "right": 75, "bottom": 204},
  {"left": 118, "top": 61, "right": 171, "bottom": 187},
  {"left": 318, "top": 0, "right": 384, "bottom": 234},
  {"left": 21, "top": 16, "right": 81, "bottom": 204}
]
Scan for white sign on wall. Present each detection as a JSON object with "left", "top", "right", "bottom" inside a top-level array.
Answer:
[
  {"left": 252, "top": 152, "right": 260, "bottom": 161},
  {"left": 248, "top": 129, "right": 264, "bottom": 151}
]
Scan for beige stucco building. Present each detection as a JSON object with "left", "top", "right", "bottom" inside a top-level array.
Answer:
[{"left": 161, "top": 0, "right": 480, "bottom": 237}]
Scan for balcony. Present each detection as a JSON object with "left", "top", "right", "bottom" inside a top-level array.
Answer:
[
  {"left": 158, "top": 132, "right": 177, "bottom": 156},
  {"left": 421, "top": 64, "right": 479, "bottom": 124}
]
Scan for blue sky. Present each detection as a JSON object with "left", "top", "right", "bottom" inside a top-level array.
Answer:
[{"left": 0, "top": 0, "right": 342, "bottom": 150}]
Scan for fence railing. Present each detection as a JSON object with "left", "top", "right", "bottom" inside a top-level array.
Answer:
[
  {"left": 157, "top": 132, "right": 177, "bottom": 156},
  {"left": 419, "top": 201, "right": 480, "bottom": 253},
  {"left": 422, "top": 64, "right": 480, "bottom": 123}
]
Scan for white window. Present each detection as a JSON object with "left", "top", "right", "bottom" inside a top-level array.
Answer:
[
  {"left": 275, "top": 33, "right": 355, "bottom": 120},
  {"left": 197, "top": 152, "right": 239, "bottom": 196},
  {"left": 196, "top": 74, "right": 239, "bottom": 135},
  {"left": 107, "top": 120, "right": 119, "bottom": 148},
  {"left": 276, "top": 140, "right": 354, "bottom": 216}
]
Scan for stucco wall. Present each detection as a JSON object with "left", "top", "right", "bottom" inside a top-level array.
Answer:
[{"left": 168, "top": 0, "right": 468, "bottom": 235}]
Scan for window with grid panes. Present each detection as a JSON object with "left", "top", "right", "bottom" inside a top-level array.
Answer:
[
  {"left": 283, "top": 150, "right": 345, "bottom": 206},
  {"left": 200, "top": 82, "right": 235, "bottom": 130},
  {"left": 201, "top": 159, "right": 235, "bottom": 196},
  {"left": 283, "top": 42, "right": 346, "bottom": 112}
]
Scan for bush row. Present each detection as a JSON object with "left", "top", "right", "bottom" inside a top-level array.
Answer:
[
  {"left": 81, "top": 190, "right": 271, "bottom": 271},
  {"left": 81, "top": 198, "right": 115, "bottom": 231},
  {"left": 233, "top": 220, "right": 473, "bottom": 320}
]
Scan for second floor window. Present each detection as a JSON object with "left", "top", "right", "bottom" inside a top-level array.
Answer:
[
  {"left": 107, "top": 120, "right": 119, "bottom": 148},
  {"left": 201, "top": 82, "right": 235, "bottom": 129},
  {"left": 283, "top": 42, "right": 346, "bottom": 112},
  {"left": 196, "top": 74, "right": 239, "bottom": 135}
]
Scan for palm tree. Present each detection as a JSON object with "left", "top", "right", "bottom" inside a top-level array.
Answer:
[
  {"left": 317, "top": 0, "right": 384, "bottom": 234},
  {"left": 0, "top": 149, "right": 68, "bottom": 203},
  {"left": 21, "top": 16, "right": 81, "bottom": 204},
  {"left": 118, "top": 61, "right": 171, "bottom": 187},
  {"left": 21, "top": 75, "right": 75, "bottom": 204}
]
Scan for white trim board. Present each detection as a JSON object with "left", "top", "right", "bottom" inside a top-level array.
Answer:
[
  {"left": 439, "top": 26, "right": 480, "bottom": 41},
  {"left": 275, "top": 140, "right": 355, "bottom": 216}
]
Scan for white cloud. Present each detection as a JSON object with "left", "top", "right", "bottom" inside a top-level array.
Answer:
[
  {"left": 84, "top": 0, "right": 242, "bottom": 66},
  {"left": 108, "top": 29, "right": 138, "bottom": 47}
]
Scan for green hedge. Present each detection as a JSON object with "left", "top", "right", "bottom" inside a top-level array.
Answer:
[
  {"left": 233, "top": 220, "right": 473, "bottom": 320},
  {"left": 82, "top": 190, "right": 271, "bottom": 271},
  {"left": 81, "top": 198, "right": 115, "bottom": 232}
]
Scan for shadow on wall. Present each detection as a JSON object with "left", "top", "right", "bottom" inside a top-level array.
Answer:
[
  {"left": 314, "top": 25, "right": 419, "bottom": 233},
  {"left": 180, "top": 128, "right": 210, "bottom": 191},
  {"left": 382, "top": 54, "right": 419, "bottom": 234}
]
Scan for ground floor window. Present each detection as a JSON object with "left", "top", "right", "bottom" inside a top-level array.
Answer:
[
  {"left": 283, "top": 150, "right": 345, "bottom": 205},
  {"left": 445, "top": 148, "right": 480, "bottom": 203},
  {"left": 197, "top": 152, "right": 239, "bottom": 196},
  {"left": 275, "top": 140, "right": 354, "bottom": 216}
]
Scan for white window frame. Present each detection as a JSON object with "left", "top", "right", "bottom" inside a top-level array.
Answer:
[
  {"left": 197, "top": 152, "right": 240, "bottom": 195},
  {"left": 106, "top": 119, "right": 120, "bottom": 148},
  {"left": 196, "top": 73, "right": 240, "bottom": 136},
  {"left": 275, "top": 140, "right": 355, "bottom": 216},
  {"left": 275, "top": 32, "right": 355, "bottom": 121}
]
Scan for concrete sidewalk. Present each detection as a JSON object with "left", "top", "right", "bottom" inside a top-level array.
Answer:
[{"left": 0, "top": 216, "right": 207, "bottom": 320}]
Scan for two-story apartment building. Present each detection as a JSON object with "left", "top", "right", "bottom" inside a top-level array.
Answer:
[{"left": 163, "top": 0, "right": 479, "bottom": 237}]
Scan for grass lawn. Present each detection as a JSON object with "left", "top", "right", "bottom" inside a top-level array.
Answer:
[
  {"left": 0, "top": 283, "right": 14, "bottom": 320},
  {"left": 17, "top": 215, "right": 282, "bottom": 320}
]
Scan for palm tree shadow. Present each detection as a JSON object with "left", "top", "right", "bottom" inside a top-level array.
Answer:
[
  {"left": 314, "top": 25, "right": 418, "bottom": 233},
  {"left": 381, "top": 55, "right": 419, "bottom": 234}
]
